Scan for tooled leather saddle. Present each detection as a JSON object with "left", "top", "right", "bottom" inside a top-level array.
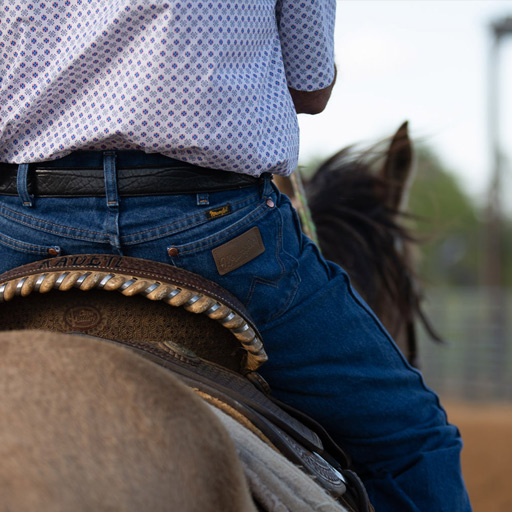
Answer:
[{"left": 0, "top": 254, "right": 371, "bottom": 512}]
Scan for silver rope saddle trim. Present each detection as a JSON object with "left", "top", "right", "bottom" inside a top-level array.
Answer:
[{"left": 0, "top": 269, "right": 267, "bottom": 372}]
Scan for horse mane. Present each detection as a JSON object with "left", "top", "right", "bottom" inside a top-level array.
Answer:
[{"left": 305, "top": 146, "right": 441, "bottom": 365}]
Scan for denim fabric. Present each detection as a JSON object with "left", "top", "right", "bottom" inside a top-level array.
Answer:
[{"left": 0, "top": 163, "right": 471, "bottom": 511}]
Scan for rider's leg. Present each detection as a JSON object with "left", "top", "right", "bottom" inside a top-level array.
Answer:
[
  {"left": 123, "top": 180, "right": 471, "bottom": 511},
  {"left": 0, "top": 160, "right": 471, "bottom": 511}
]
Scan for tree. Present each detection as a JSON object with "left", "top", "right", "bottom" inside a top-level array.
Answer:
[{"left": 409, "top": 145, "right": 487, "bottom": 287}]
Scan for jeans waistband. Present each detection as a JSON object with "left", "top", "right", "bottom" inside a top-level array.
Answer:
[{"left": 0, "top": 151, "right": 270, "bottom": 198}]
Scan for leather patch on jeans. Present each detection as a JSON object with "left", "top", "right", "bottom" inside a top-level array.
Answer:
[{"left": 212, "top": 227, "right": 265, "bottom": 276}]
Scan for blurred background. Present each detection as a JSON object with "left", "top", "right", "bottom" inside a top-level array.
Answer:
[{"left": 298, "top": 1, "right": 512, "bottom": 509}]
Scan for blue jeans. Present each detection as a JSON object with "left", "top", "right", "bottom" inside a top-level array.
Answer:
[{"left": 0, "top": 156, "right": 471, "bottom": 511}]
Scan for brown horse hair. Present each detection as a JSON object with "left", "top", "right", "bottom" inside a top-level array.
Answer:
[{"left": 305, "top": 146, "right": 442, "bottom": 367}]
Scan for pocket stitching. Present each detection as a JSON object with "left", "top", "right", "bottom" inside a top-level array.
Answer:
[
  {"left": 245, "top": 205, "right": 302, "bottom": 324},
  {"left": 0, "top": 231, "right": 58, "bottom": 255},
  {"left": 122, "top": 191, "right": 260, "bottom": 243},
  {"left": 0, "top": 204, "right": 104, "bottom": 241},
  {"left": 168, "top": 201, "right": 270, "bottom": 256}
]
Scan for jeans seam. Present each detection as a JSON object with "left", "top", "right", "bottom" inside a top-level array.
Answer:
[
  {"left": 165, "top": 201, "right": 270, "bottom": 255},
  {"left": 245, "top": 205, "right": 301, "bottom": 323},
  {"left": 121, "top": 192, "right": 260, "bottom": 244},
  {"left": 0, "top": 204, "right": 106, "bottom": 241},
  {"left": 342, "top": 272, "right": 449, "bottom": 411},
  {"left": 0, "top": 232, "right": 56, "bottom": 254}
]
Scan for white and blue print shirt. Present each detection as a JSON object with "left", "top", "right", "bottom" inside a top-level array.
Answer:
[{"left": 0, "top": 1, "right": 336, "bottom": 176}]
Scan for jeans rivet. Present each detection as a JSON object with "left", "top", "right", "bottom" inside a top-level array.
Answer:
[
  {"left": 168, "top": 247, "right": 179, "bottom": 257},
  {"left": 48, "top": 248, "right": 58, "bottom": 257}
]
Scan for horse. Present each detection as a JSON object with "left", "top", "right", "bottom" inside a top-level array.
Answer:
[
  {"left": 303, "top": 122, "right": 441, "bottom": 366},
  {"left": 0, "top": 125, "right": 431, "bottom": 511},
  {"left": 0, "top": 329, "right": 257, "bottom": 512}
]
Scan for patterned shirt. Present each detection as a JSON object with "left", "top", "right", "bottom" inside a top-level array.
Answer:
[{"left": 0, "top": 1, "right": 336, "bottom": 176}]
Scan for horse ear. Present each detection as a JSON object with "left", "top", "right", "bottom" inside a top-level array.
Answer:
[{"left": 379, "top": 121, "right": 415, "bottom": 212}]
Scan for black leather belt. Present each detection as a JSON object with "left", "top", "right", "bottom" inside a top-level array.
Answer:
[{"left": 0, "top": 151, "right": 267, "bottom": 197}]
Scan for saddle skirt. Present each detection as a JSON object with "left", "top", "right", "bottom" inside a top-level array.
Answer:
[{"left": 208, "top": 404, "right": 348, "bottom": 512}]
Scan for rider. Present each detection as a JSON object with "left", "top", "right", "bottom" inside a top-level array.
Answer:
[{"left": 0, "top": 2, "right": 471, "bottom": 510}]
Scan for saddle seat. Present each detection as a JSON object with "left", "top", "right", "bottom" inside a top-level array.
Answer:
[{"left": 0, "top": 255, "right": 371, "bottom": 512}]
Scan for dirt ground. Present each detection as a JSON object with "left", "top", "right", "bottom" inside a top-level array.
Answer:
[{"left": 443, "top": 402, "right": 512, "bottom": 512}]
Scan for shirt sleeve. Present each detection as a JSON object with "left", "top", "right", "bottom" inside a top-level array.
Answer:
[{"left": 276, "top": 0, "right": 336, "bottom": 92}]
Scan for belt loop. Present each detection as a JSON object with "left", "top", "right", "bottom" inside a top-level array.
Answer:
[
  {"left": 262, "top": 173, "right": 273, "bottom": 197},
  {"left": 17, "top": 163, "right": 34, "bottom": 207},
  {"left": 197, "top": 193, "right": 209, "bottom": 206},
  {"left": 103, "top": 151, "right": 119, "bottom": 209},
  {"left": 103, "top": 151, "right": 122, "bottom": 253}
]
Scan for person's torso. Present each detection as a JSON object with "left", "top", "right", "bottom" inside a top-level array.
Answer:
[{"left": 0, "top": 1, "right": 299, "bottom": 175}]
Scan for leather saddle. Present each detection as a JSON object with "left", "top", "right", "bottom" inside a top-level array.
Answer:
[{"left": 0, "top": 254, "right": 371, "bottom": 512}]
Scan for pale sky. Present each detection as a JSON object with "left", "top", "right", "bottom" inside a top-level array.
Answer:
[{"left": 298, "top": 0, "right": 512, "bottom": 210}]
